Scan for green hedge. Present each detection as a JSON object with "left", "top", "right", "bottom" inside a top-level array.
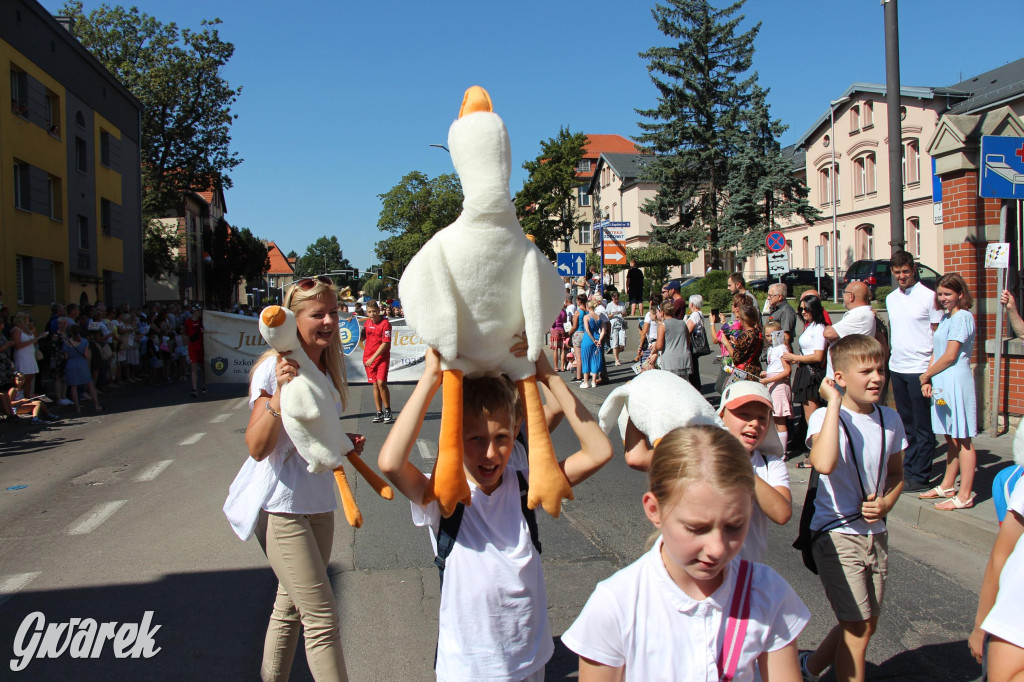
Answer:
[{"left": 874, "top": 285, "right": 893, "bottom": 301}]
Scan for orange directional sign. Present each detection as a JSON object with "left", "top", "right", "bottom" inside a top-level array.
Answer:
[{"left": 603, "top": 241, "right": 626, "bottom": 265}]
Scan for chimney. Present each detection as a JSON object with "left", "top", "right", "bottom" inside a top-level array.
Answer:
[{"left": 54, "top": 15, "right": 75, "bottom": 32}]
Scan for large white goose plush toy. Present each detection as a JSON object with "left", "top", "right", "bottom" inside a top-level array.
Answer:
[
  {"left": 398, "top": 85, "right": 569, "bottom": 518},
  {"left": 599, "top": 369, "right": 724, "bottom": 455},
  {"left": 259, "top": 305, "right": 392, "bottom": 527}
]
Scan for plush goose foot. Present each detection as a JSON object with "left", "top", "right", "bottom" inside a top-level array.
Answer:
[
  {"left": 333, "top": 466, "right": 363, "bottom": 528},
  {"left": 518, "top": 377, "right": 573, "bottom": 517},
  {"left": 347, "top": 452, "right": 394, "bottom": 500},
  {"left": 425, "top": 370, "right": 471, "bottom": 517}
]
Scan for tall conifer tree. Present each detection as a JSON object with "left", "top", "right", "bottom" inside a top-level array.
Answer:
[{"left": 635, "top": 0, "right": 759, "bottom": 268}]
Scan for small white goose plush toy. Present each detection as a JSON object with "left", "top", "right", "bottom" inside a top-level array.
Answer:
[{"left": 259, "top": 305, "right": 344, "bottom": 474}]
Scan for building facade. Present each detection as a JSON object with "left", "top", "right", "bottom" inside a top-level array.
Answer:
[{"left": 2, "top": 1, "right": 142, "bottom": 321}]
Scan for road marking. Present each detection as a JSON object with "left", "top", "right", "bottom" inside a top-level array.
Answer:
[
  {"left": 235, "top": 397, "right": 250, "bottom": 411},
  {"left": 64, "top": 500, "right": 127, "bottom": 535},
  {"left": 180, "top": 432, "right": 205, "bottom": 446},
  {"left": 416, "top": 440, "right": 435, "bottom": 463},
  {"left": 0, "top": 572, "right": 40, "bottom": 607},
  {"left": 210, "top": 413, "right": 231, "bottom": 423},
  {"left": 135, "top": 460, "right": 174, "bottom": 482}
]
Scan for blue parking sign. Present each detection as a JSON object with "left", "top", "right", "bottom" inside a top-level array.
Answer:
[{"left": 556, "top": 252, "right": 586, "bottom": 278}]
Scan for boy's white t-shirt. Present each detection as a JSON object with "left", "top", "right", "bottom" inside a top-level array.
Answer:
[
  {"left": 248, "top": 358, "right": 339, "bottom": 514},
  {"left": 982, "top": 484, "right": 1024, "bottom": 648},
  {"left": 411, "top": 443, "right": 552, "bottom": 681},
  {"left": 740, "top": 450, "right": 790, "bottom": 564},
  {"left": 806, "top": 405, "right": 907, "bottom": 535},
  {"left": 562, "top": 541, "right": 809, "bottom": 682},
  {"left": 765, "top": 345, "right": 786, "bottom": 376}
]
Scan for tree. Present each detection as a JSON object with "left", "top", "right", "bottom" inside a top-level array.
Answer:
[
  {"left": 142, "top": 221, "right": 181, "bottom": 281},
  {"left": 721, "top": 86, "right": 820, "bottom": 260},
  {"left": 374, "top": 172, "right": 463, "bottom": 277},
  {"left": 286, "top": 250, "right": 297, "bottom": 259},
  {"left": 203, "top": 223, "right": 269, "bottom": 306},
  {"left": 294, "top": 236, "right": 354, "bottom": 279},
  {"left": 515, "top": 128, "right": 589, "bottom": 257},
  {"left": 61, "top": 1, "right": 242, "bottom": 278},
  {"left": 635, "top": 0, "right": 760, "bottom": 268}
]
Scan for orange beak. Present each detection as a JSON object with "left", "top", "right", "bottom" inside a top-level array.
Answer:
[{"left": 459, "top": 85, "right": 493, "bottom": 118}]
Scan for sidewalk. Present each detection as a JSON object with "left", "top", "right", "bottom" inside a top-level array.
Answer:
[{"left": 571, "top": 313, "right": 1017, "bottom": 554}]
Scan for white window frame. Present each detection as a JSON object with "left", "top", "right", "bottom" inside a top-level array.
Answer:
[
  {"left": 578, "top": 186, "right": 590, "bottom": 207},
  {"left": 577, "top": 159, "right": 592, "bottom": 173},
  {"left": 579, "top": 222, "right": 592, "bottom": 245},
  {"left": 902, "top": 139, "right": 920, "bottom": 186}
]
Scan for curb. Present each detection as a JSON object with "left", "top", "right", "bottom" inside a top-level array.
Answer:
[{"left": 786, "top": 463, "right": 1000, "bottom": 554}]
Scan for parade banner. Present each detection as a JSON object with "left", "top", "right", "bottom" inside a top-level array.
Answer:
[{"left": 202, "top": 310, "right": 428, "bottom": 384}]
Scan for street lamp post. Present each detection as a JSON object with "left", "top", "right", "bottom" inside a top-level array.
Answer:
[{"left": 829, "top": 96, "right": 849, "bottom": 303}]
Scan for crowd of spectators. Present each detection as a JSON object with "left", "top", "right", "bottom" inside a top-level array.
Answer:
[{"left": 0, "top": 298, "right": 211, "bottom": 425}]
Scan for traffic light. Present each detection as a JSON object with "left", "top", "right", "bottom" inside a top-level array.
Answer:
[
  {"left": 352, "top": 268, "right": 359, "bottom": 279},
  {"left": 377, "top": 268, "right": 383, "bottom": 280}
]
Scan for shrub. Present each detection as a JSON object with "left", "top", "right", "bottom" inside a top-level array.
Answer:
[
  {"left": 874, "top": 285, "right": 893, "bottom": 302},
  {"left": 708, "top": 289, "right": 733, "bottom": 314},
  {"left": 792, "top": 285, "right": 813, "bottom": 302}
]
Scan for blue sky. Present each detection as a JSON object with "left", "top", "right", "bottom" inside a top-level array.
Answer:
[{"left": 45, "top": 0, "right": 1024, "bottom": 270}]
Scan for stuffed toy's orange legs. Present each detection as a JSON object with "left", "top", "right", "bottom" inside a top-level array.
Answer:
[
  {"left": 518, "top": 377, "right": 573, "bottom": 517},
  {"left": 333, "top": 467, "right": 362, "bottom": 528},
  {"left": 346, "top": 453, "right": 395, "bottom": 500},
  {"left": 425, "top": 369, "right": 471, "bottom": 517}
]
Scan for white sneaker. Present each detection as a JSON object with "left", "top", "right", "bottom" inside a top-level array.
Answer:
[
  {"left": 580, "top": 381, "right": 589, "bottom": 389},
  {"left": 58, "top": 398, "right": 73, "bottom": 406}
]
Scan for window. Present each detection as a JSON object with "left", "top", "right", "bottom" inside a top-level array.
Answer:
[
  {"left": 47, "top": 175, "right": 62, "bottom": 220},
  {"left": 44, "top": 91, "right": 60, "bottom": 135},
  {"left": 819, "top": 164, "right": 840, "bottom": 204},
  {"left": 10, "top": 69, "right": 28, "bottom": 117},
  {"left": 577, "top": 160, "right": 592, "bottom": 173},
  {"left": 101, "top": 198, "right": 112, "bottom": 233},
  {"left": 578, "top": 186, "right": 590, "bottom": 207},
  {"left": 902, "top": 139, "right": 920, "bottom": 185},
  {"left": 682, "top": 260, "right": 691, "bottom": 275},
  {"left": 863, "top": 101, "right": 874, "bottom": 127},
  {"left": 75, "top": 137, "right": 87, "bottom": 173},
  {"left": 100, "top": 131, "right": 111, "bottom": 167},
  {"left": 78, "top": 215, "right": 89, "bottom": 249},
  {"left": 856, "top": 224, "right": 874, "bottom": 260},
  {"left": 819, "top": 233, "right": 830, "bottom": 267},
  {"left": 13, "top": 161, "right": 30, "bottom": 210},
  {"left": 802, "top": 236, "right": 809, "bottom": 266},
  {"left": 850, "top": 105, "right": 860, "bottom": 132},
  {"left": 75, "top": 111, "right": 85, "bottom": 128},
  {"left": 578, "top": 222, "right": 592, "bottom": 245},
  {"left": 853, "top": 153, "right": 876, "bottom": 196},
  {"left": 907, "top": 217, "right": 921, "bottom": 257}
]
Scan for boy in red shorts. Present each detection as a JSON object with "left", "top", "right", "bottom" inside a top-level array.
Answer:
[{"left": 363, "top": 301, "right": 393, "bottom": 423}]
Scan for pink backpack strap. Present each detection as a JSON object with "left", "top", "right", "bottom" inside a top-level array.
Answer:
[{"left": 718, "top": 559, "right": 754, "bottom": 682}]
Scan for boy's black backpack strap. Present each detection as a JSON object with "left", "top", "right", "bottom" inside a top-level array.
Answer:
[
  {"left": 516, "top": 470, "right": 542, "bottom": 554},
  {"left": 434, "top": 503, "right": 465, "bottom": 591}
]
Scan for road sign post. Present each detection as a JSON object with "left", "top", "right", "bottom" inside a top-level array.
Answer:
[
  {"left": 767, "top": 252, "right": 790, "bottom": 277},
  {"left": 596, "top": 221, "right": 630, "bottom": 295},
  {"left": 814, "top": 245, "right": 826, "bottom": 293},
  {"left": 766, "top": 231, "right": 787, "bottom": 282},
  {"left": 557, "top": 252, "right": 586, "bottom": 278}
]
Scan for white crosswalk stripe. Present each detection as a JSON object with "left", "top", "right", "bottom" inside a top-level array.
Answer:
[
  {"left": 64, "top": 501, "right": 128, "bottom": 535},
  {"left": 210, "top": 413, "right": 231, "bottom": 423},
  {"left": 0, "top": 572, "right": 40, "bottom": 607},
  {"left": 135, "top": 459, "right": 174, "bottom": 482},
  {"left": 180, "top": 432, "right": 205, "bottom": 445}
]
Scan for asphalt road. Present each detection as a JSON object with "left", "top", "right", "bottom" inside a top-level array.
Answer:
[{"left": 0, "top": 343, "right": 989, "bottom": 681}]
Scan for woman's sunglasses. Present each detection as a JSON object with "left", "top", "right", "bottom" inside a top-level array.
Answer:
[{"left": 285, "top": 276, "right": 333, "bottom": 291}]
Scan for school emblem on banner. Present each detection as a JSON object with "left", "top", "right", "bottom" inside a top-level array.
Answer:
[
  {"left": 339, "top": 317, "right": 362, "bottom": 356},
  {"left": 210, "top": 356, "right": 229, "bottom": 376}
]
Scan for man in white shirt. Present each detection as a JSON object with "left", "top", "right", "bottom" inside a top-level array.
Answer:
[
  {"left": 823, "top": 281, "right": 876, "bottom": 379},
  {"left": 885, "top": 252, "right": 944, "bottom": 492}
]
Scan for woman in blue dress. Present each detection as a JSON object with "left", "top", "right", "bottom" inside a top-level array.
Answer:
[
  {"left": 920, "top": 273, "right": 977, "bottom": 511},
  {"left": 64, "top": 324, "right": 102, "bottom": 412},
  {"left": 579, "top": 300, "right": 604, "bottom": 389}
]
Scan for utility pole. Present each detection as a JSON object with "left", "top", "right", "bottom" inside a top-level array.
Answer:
[{"left": 883, "top": 0, "right": 905, "bottom": 254}]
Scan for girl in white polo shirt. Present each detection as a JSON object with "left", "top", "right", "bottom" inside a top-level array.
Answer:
[{"left": 563, "top": 425, "right": 809, "bottom": 681}]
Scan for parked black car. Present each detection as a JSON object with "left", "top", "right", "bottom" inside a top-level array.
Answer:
[
  {"left": 748, "top": 269, "right": 834, "bottom": 297},
  {"left": 842, "top": 259, "right": 941, "bottom": 295}
]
